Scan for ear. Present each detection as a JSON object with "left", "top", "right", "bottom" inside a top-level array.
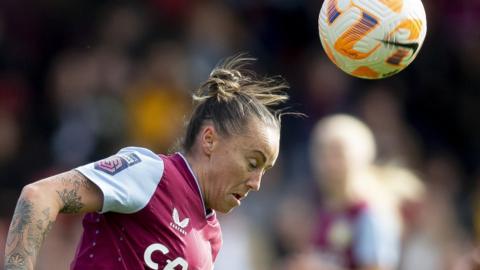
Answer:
[{"left": 200, "top": 124, "right": 218, "bottom": 157}]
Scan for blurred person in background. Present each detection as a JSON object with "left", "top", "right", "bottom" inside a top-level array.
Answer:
[
  {"left": 3, "top": 56, "right": 290, "bottom": 270},
  {"left": 272, "top": 194, "right": 316, "bottom": 270},
  {"left": 125, "top": 41, "right": 191, "bottom": 153},
  {"left": 457, "top": 168, "right": 480, "bottom": 270},
  {"left": 399, "top": 153, "right": 471, "bottom": 270},
  {"left": 47, "top": 4, "right": 145, "bottom": 169},
  {"left": 472, "top": 169, "right": 480, "bottom": 248},
  {"left": 214, "top": 208, "right": 271, "bottom": 270},
  {"left": 304, "top": 114, "right": 403, "bottom": 270}
]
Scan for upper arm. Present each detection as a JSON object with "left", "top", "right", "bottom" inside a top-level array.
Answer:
[{"left": 30, "top": 169, "right": 103, "bottom": 214}]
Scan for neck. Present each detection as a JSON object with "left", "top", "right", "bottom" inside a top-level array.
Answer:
[{"left": 183, "top": 151, "right": 209, "bottom": 209}]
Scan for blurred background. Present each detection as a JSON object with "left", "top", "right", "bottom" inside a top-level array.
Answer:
[{"left": 0, "top": 0, "right": 479, "bottom": 269}]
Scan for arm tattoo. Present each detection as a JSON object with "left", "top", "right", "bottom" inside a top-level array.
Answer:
[
  {"left": 28, "top": 208, "right": 54, "bottom": 252},
  {"left": 57, "top": 171, "right": 90, "bottom": 213},
  {"left": 5, "top": 170, "right": 94, "bottom": 269},
  {"left": 6, "top": 253, "right": 27, "bottom": 269},
  {"left": 60, "top": 171, "right": 93, "bottom": 191},
  {"left": 5, "top": 199, "right": 54, "bottom": 270},
  {"left": 57, "top": 189, "right": 84, "bottom": 213},
  {"left": 5, "top": 199, "right": 32, "bottom": 269},
  {"left": 7, "top": 199, "right": 33, "bottom": 246}
]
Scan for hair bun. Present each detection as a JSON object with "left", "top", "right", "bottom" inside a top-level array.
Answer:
[
  {"left": 195, "top": 68, "right": 244, "bottom": 102},
  {"left": 210, "top": 68, "right": 241, "bottom": 83},
  {"left": 193, "top": 55, "right": 289, "bottom": 107}
]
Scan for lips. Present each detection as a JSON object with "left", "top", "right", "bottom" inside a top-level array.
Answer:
[{"left": 233, "top": 193, "right": 242, "bottom": 200}]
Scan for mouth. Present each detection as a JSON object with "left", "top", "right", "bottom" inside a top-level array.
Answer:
[{"left": 231, "top": 193, "right": 246, "bottom": 205}]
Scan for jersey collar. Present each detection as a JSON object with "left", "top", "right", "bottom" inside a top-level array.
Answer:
[{"left": 175, "top": 152, "right": 215, "bottom": 219}]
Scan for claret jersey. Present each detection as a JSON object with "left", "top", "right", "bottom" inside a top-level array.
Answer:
[{"left": 71, "top": 147, "right": 222, "bottom": 270}]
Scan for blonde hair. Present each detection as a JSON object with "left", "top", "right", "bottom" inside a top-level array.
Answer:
[
  {"left": 313, "top": 114, "right": 377, "bottom": 167},
  {"left": 182, "top": 54, "right": 290, "bottom": 152}
]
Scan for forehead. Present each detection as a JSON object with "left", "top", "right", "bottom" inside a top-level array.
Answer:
[{"left": 232, "top": 119, "right": 280, "bottom": 161}]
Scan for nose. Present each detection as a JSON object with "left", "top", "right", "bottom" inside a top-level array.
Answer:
[{"left": 246, "top": 171, "right": 262, "bottom": 192}]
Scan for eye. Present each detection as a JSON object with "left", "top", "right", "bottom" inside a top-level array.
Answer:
[{"left": 248, "top": 159, "right": 258, "bottom": 170}]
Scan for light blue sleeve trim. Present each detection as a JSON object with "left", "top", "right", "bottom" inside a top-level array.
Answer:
[
  {"left": 76, "top": 147, "right": 164, "bottom": 214},
  {"left": 353, "top": 209, "right": 401, "bottom": 268}
]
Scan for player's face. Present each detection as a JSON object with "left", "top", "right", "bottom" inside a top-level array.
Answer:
[
  {"left": 310, "top": 127, "right": 349, "bottom": 193},
  {"left": 205, "top": 118, "right": 280, "bottom": 213}
]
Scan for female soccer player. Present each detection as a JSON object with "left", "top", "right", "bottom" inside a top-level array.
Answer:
[
  {"left": 4, "top": 55, "right": 289, "bottom": 269},
  {"left": 308, "top": 114, "right": 402, "bottom": 270}
]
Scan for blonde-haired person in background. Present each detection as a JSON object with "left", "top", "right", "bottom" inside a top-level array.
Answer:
[
  {"left": 4, "top": 55, "right": 290, "bottom": 270},
  {"left": 306, "top": 114, "right": 404, "bottom": 270}
]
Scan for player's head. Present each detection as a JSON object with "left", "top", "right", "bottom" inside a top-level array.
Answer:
[
  {"left": 310, "top": 114, "right": 376, "bottom": 187},
  {"left": 182, "top": 54, "right": 289, "bottom": 213}
]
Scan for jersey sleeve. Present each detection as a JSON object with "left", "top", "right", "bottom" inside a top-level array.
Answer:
[
  {"left": 353, "top": 209, "right": 401, "bottom": 268},
  {"left": 75, "top": 147, "right": 164, "bottom": 214}
]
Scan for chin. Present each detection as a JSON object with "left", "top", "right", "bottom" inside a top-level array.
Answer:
[{"left": 214, "top": 205, "right": 235, "bottom": 214}]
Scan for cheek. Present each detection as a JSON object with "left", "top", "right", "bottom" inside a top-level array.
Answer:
[{"left": 212, "top": 156, "right": 246, "bottom": 187}]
